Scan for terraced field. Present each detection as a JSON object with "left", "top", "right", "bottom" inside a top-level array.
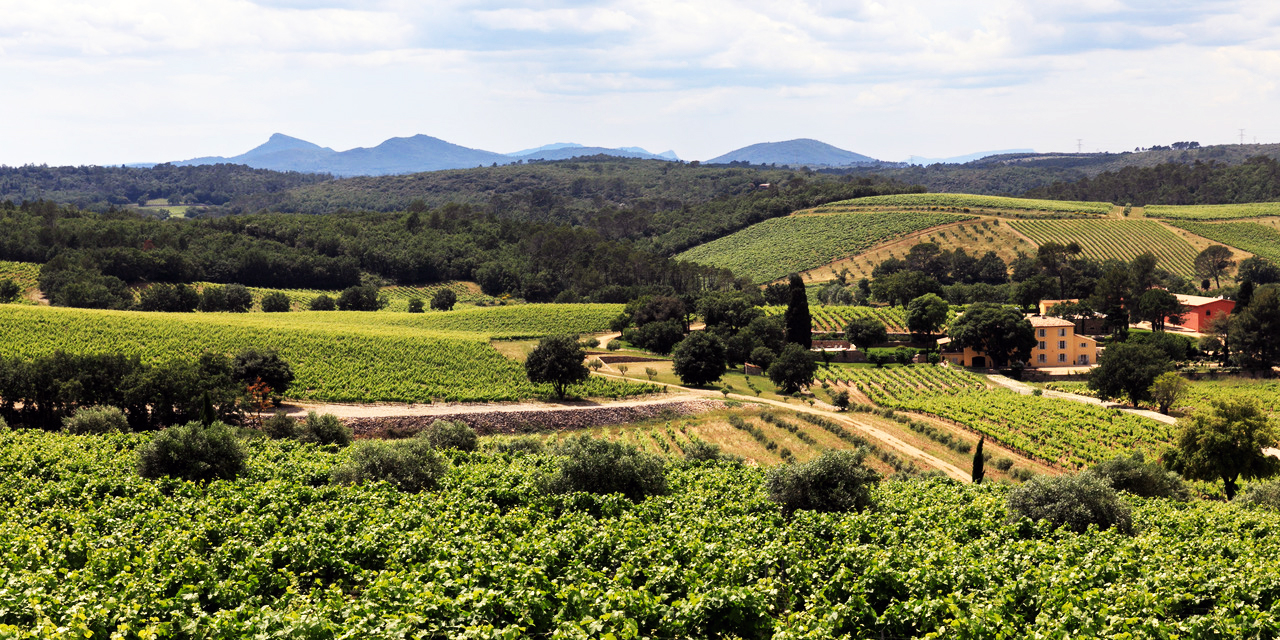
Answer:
[
  {"left": 0, "top": 304, "right": 646, "bottom": 403},
  {"left": 1168, "top": 221, "right": 1280, "bottom": 263},
  {"left": 818, "top": 365, "right": 1173, "bottom": 468},
  {"left": 816, "top": 193, "right": 1114, "bottom": 216},
  {"left": 676, "top": 211, "right": 971, "bottom": 283},
  {"left": 1146, "top": 202, "right": 1280, "bottom": 220},
  {"left": 1010, "top": 219, "right": 1200, "bottom": 278}
]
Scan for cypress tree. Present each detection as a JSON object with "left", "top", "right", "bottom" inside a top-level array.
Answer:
[
  {"left": 972, "top": 437, "right": 985, "bottom": 484},
  {"left": 199, "top": 391, "right": 217, "bottom": 427},
  {"left": 783, "top": 273, "right": 812, "bottom": 349}
]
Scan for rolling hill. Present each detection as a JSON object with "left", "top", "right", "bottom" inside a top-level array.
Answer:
[{"left": 707, "top": 139, "right": 880, "bottom": 166}]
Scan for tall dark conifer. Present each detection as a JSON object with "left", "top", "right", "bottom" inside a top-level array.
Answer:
[
  {"left": 783, "top": 274, "right": 812, "bottom": 349},
  {"left": 972, "top": 437, "right": 985, "bottom": 484}
]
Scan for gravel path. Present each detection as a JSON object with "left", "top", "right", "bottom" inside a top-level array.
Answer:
[{"left": 986, "top": 374, "right": 1178, "bottom": 425}]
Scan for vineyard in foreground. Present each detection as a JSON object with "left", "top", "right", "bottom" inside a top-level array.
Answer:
[
  {"left": 0, "top": 304, "right": 646, "bottom": 403},
  {"left": 1169, "top": 221, "right": 1280, "bottom": 263},
  {"left": 1009, "top": 219, "right": 1200, "bottom": 278},
  {"left": 3, "top": 429, "right": 1279, "bottom": 638},
  {"left": 676, "top": 211, "right": 971, "bottom": 283},
  {"left": 818, "top": 193, "right": 1114, "bottom": 215},
  {"left": 819, "top": 365, "right": 1173, "bottom": 468}
]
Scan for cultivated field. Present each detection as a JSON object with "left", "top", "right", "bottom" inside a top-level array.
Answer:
[
  {"left": 0, "top": 304, "right": 646, "bottom": 403},
  {"left": 819, "top": 365, "right": 1173, "bottom": 468},
  {"left": 0, "top": 261, "right": 39, "bottom": 302},
  {"left": 234, "top": 280, "right": 503, "bottom": 311},
  {"left": 1009, "top": 219, "right": 1201, "bottom": 278},
  {"left": 5, "top": 428, "right": 1279, "bottom": 637},
  {"left": 676, "top": 211, "right": 971, "bottom": 283},
  {"left": 1168, "top": 221, "right": 1280, "bottom": 263},
  {"left": 1146, "top": 202, "right": 1280, "bottom": 220},
  {"left": 764, "top": 304, "right": 912, "bottom": 334},
  {"left": 816, "top": 193, "right": 1114, "bottom": 215}
]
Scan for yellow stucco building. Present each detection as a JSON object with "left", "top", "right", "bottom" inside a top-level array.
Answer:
[{"left": 940, "top": 316, "right": 1098, "bottom": 368}]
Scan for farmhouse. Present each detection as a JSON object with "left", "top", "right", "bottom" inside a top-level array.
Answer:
[
  {"left": 939, "top": 315, "right": 1098, "bottom": 368},
  {"left": 1168, "top": 294, "right": 1234, "bottom": 333}
]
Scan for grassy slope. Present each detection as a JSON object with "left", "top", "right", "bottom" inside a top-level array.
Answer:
[
  {"left": 676, "top": 211, "right": 971, "bottom": 283},
  {"left": 0, "top": 304, "right": 645, "bottom": 403},
  {"left": 1167, "top": 221, "right": 1280, "bottom": 263}
]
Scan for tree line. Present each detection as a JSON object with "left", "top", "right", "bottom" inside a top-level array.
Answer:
[{"left": 1025, "top": 156, "right": 1280, "bottom": 205}]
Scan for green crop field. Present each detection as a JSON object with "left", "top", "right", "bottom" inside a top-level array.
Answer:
[
  {"left": 766, "top": 305, "right": 911, "bottom": 333},
  {"left": 817, "top": 193, "right": 1114, "bottom": 215},
  {"left": 677, "top": 211, "right": 971, "bottom": 283},
  {"left": 1168, "top": 221, "right": 1280, "bottom": 263},
  {"left": 819, "top": 365, "right": 1172, "bottom": 468},
  {"left": 1146, "top": 202, "right": 1280, "bottom": 220},
  {"left": 5, "top": 429, "right": 1280, "bottom": 638},
  {"left": 0, "top": 304, "right": 645, "bottom": 403},
  {"left": 1009, "top": 219, "right": 1200, "bottom": 278}
]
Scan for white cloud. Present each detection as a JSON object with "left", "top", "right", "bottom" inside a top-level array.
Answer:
[{"left": 0, "top": 0, "right": 1278, "bottom": 165}]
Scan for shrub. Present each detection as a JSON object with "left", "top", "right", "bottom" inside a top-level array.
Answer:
[
  {"left": 606, "top": 339, "right": 622, "bottom": 351},
  {"left": 831, "top": 389, "right": 850, "bottom": 411},
  {"left": 764, "top": 449, "right": 880, "bottom": 517},
  {"left": 407, "top": 298, "right": 425, "bottom": 313},
  {"left": 1088, "top": 452, "right": 1189, "bottom": 500},
  {"left": 1007, "top": 473, "right": 1134, "bottom": 535},
  {"left": 749, "top": 346, "right": 776, "bottom": 371},
  {"left": 262, "top": 411, "right": 298, "bottom": 439},
  {"left": 1235, "top": 481, "right": 1280, "bottom": 511},
  {"left": 233, "top": 349, "right": 295, "bottom": 397},
  {"left": 992, "top": 457, "right": 1015, "bottom": 472},
  {"left": 0, "top": 278, "right": 20, "bottom": 303},
  {"left": 137, "top": 283, "right": 199, "bottom": 312},
  {"left": 681, "top": 438, "right": 740, "bottom": 465},
  {"left": 310, "top": 295, "right": 336, "bottom": 311},
  {"left": 419, "top": 419, "right": 477, "bottom": 451},
  {"left": 223, "top": 285, "right": 253, "bottom": 313},
  {"left": 137, "top": 421, "right": 247, "bottom": 482},
  {"left": 430, "top": 288, "right": 457, "bottom": 311},
  {"left": 63, "top": 405, "right": 130, "bottom": 435},
  {"left": 298, "top": 412, "right": 351, "bottom": 446},
  {"left": 492, "top": 436, "right": 546, "bottom": 455},
  {"left": 261, "top": 292, "right": 292, "bottom": 313},
  {"left": 338, "top": 285, "right": 387, "bottom": 311},
  {"left": 580, "top": 337, "right": 600, "bottom": 348},
  {"left": 550, "top": 435, "right": 668, "bottom": 501},
  {"left": 331, "top": 436, "right": 447, "bottom": 492}
]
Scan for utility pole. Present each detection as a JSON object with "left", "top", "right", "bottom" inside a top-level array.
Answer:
[
  {"left": 1077, "top": 139, "right": 1083, "bottom": 153},
  {"left": 1239, "top": 129, "right": 1246, "bottom": 145}
]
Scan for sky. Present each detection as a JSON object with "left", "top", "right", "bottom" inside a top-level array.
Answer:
[{"left": 2, "top": 0, "right": 1279, "bottom": 165}]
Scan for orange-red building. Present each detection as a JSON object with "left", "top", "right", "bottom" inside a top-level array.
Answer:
[{"left": 1168, "top": 294, "right": 1235, "bottom": 333}]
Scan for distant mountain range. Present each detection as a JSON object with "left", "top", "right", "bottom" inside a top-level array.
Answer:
[
  {"left": 147, "top": 133, "right": 1033, "bottom": 177},
  {"left": 707, "top": 139, "right": 880, "bottom": 166},
  {"left": 163, "top": 134, "right": 679, "bottom": 177}
]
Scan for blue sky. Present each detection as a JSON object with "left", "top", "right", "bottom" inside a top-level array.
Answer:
[{"left": 2, "top": 0, "right": 1278, "bottom": 165}]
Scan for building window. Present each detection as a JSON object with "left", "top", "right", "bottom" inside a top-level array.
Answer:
[
  {"left": 1206, "top": 310, "right": 1211, "bottom": 316},
  {"left": 1038, "top": 354, "right": 1047, "bottom": 363},
  {"left": 1058, "top": 340, "right": 1066, "bottom": 349},
  {"left": 1058, "top": 353, "right": 1067, "bottom": 362},
  {"left": 1038, "top": 341, "right": 1046, "bottom": 349},
  {"left": 1058, "top": 328, "right": 1066, "bottom": 337},
  {"left": 1038, "top": 329, "right": 1045, "bottom": 337},
  {"left": 1079, "top": 354, "right": 1089, "bottom": 365},
  {"left": 1080, "top": 343, "right": 1087, "bottom": 348}
]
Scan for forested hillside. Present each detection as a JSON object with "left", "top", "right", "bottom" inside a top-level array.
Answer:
[
  {"left": 252, "top": 156, "right": 924, "bottom": 254},
  {"left": 1025, "top": 156, "right": 1280, "bottom": 205},
  {"left": 0, "top": 200, "right": 737, "bottom": 303},
  {"left": 0, "top": 164, "right": 329, "bottom": 209}
]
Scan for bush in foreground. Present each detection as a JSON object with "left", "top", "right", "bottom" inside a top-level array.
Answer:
[
  {"left": 491, "top": 436, "right": 546, "bottom": 455},
  {"left": 680, "top": 439, "right": 741, "bottom": 466},
  {"left": 1007, "top": 473, "right": 1133, "bottom": 535},
  {"left": 261, "top": 292, "right": 292, "bottom": 313},
  {"left": 764, "top": 449, "right": 880, "bottom": 517},
  {"left": 1089, "top": 452, "right": 1189, "bottom": 500},
  {"left": 63, "top": 405, "right": 130, "bottom": 435},
  {"left": 331, "top": 436, "right": 447, "bottom": 492},
  {"left": 137, "top": 421, "right": 247, "bottom": 482},
  {"left": 298, "top": 412, "right": 351, "bottom": 446},
  {"left": 1235, "top": 481, "right": 1280, "bottom": 511},
  {"left": 418, "top": 420, "right": 477, "bottom": 451},
  {"left": 262, "top": 411, "right": 298, "bottom": 439},
  {"left": 550, "top": 435, "right": 667, "bottom": 501}
]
